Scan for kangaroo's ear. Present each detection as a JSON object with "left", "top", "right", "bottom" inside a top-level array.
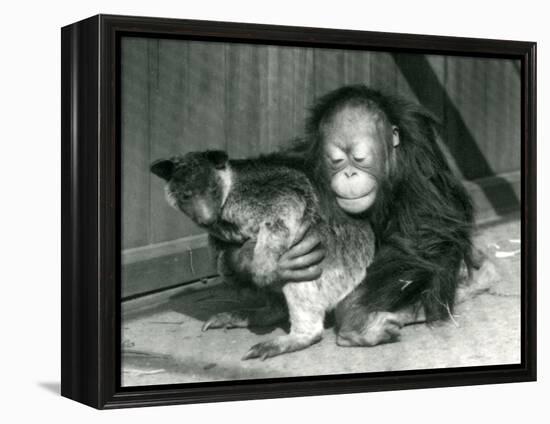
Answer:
[
  {"left": 150, "top": 159, "right": 175, "bottom": 181},
  {"left": 205, "top": 150, "right": 229, "bottom": 170}
]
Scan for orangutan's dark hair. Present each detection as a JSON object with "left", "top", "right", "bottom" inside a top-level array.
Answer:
[{"left": 296, "top": 85, "right": 475, "bottom": 322}]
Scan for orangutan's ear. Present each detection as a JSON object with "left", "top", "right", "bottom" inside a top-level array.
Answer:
[{"left": 391, "top": 126, "right": 400, "bottom": 148}]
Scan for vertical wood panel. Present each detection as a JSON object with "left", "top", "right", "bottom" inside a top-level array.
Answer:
[
  {"left": 290, "top": 48, "right": 315, "bottom": 137},
  {"left": 343, "top": 50, "right": 371, "bottom": 85},
  {"left": 260, "top": 46, "right": 289, "bottom": 150},
  {"left": 258, "top": 46, "right": 316, "bottom": 150},
  {"left": 274, "top": 46, "right": 297, "bottom": 147},
  {"left": 313, "top": 48, "right": 346, "bottom": 97},
  {"left": 425, "top": 54, "right": 463, "bottom": 177},
  {"left": 148, "top": 39, "right": 200, "bottom": 244},
  {"left": 183, "top": 42, "right": 227, "bottom": 151},
  {"left": 121, "top": 38, "right": 150, "bottom": 249},
  {"left": 369, "top": 52, "right": 398, "bottom": 94},
  {"left": 225, "top": 44, "right": 264, "bottom": 158},
  {"left": 390, "top": 53, "right": 446, "bottom": 122},
  {"left": 444, "top": 56, "right": 492, "bottom": 180},
  {"left": 483, "top": 59, "right": 521, "bottom": 174}
]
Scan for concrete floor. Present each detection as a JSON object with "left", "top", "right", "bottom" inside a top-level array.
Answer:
[{"left": 121, "top": 218, "right": 521, "bottom": 387}]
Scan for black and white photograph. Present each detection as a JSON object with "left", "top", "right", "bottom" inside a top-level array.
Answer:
[{"left": 119, "top": 36, "right": 524, "bottom": 386}]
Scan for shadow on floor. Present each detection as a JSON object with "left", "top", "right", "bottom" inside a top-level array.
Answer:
[{"left": 37, "top": 381, "right": 60, "bottom": 395}]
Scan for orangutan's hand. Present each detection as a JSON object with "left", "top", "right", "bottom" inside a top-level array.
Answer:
[
  {"left": 276, "top": 222, "right": 325, "bottom": 282},
  {"left": 223, "top": 222, "right": 325, "bottom": 283}
]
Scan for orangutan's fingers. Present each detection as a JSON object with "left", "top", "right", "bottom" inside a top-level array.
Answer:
[
  {"left": 284, "top": 229, "right": 322, "bottom": 260},
  {"left": 291, "top": 221, "right": 310, "bottom": 247},
  {"left": 278, "top": 264, "right": 324, "bottom": 283},
  {"left": 279, "top": 248, "right": 326, "bottom": 271}
]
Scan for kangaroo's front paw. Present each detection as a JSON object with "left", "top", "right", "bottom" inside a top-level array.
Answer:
[{"left": 202, "top": 311, "right": 249, "bottom": 332}]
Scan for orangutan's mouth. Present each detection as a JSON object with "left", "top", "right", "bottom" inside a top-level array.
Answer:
[
  {"left": 336, "top": 190, "right": 376, "bottom": 214},
  {"left": 336, "top": 189, "right": 374, "bottom": 201}
]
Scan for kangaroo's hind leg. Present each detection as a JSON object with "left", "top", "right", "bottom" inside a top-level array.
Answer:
[{"left": 243, "top": 282, "right": 324, "bottom": 360}]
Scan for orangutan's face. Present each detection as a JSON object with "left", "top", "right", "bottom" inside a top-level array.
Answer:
[{"left": 321, "top": 106, "right": 399, "bottom": 214}]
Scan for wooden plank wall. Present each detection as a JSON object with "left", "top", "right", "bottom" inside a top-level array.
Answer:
[{"left": 121, "top": 37, "right": 521, "bottom": 296}]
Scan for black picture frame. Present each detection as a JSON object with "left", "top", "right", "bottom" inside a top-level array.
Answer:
[{"left": 61, "top": 14, "right": 537, "bottom": 409}]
